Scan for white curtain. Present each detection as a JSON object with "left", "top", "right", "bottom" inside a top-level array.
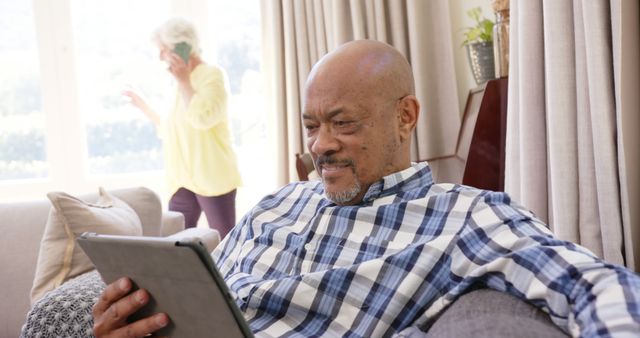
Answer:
[
  {"left": 506, "top": 0, "right": 640, "bottom": 270},
  {"left": 261, "top": 0, "right": 461, "bottom": 184}
]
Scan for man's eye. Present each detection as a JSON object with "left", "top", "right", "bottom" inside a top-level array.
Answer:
[
  {"left": 304, "top": 124, "right": 318, "bottom": 131},
  {"left": 334, "top": 121, "right": 352, "bottom": 127}
]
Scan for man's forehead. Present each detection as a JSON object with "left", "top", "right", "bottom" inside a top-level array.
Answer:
[
  {"left": 303, "top": 83, "right": 348, "bottom": 114},
  {"left": 302, "top": 106, "right": 345, "bottom": 121}
]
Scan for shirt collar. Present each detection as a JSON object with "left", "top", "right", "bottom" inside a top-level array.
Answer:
[{"left": 360, "top": 161, "right": 433, "bottom": 203}]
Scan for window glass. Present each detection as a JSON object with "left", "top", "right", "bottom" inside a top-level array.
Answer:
[
  {"left": 0, "top": 1, "right": 47, "bottom": 180},
  {"left": 206, "top": 0, "right": 274, "bottom": 212},
  {"left": 70, "top": 0, "right": 171, "bottom": 175}
]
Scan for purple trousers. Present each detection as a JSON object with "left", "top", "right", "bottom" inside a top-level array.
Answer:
[{"left": 168, "top": 187, "right": 236, "bottom": 239}]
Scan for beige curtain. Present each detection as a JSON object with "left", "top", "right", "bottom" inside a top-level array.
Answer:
[
  {"left": 506, "top": 0, "right": 640, "bottom": 270},
  {"left": 261, "top": 0, "right": 461, "bottom": 184}
]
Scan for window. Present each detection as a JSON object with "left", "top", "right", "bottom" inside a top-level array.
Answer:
[
  {"left": 0, "top": 1, "right": 47, "bottom": 180},
  {"left": 204, "top": 0, "right": 273, "bottom": 212},
  {"left": 0, "top": 1, "right": 277, "bottom": 217},
  {"left": 71, "top": 0, "right": 171, "bottom": 175}
]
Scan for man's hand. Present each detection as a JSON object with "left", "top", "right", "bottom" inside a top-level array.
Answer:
[{"left": 92, "top": 277, "right": 169, "bottom": 338}]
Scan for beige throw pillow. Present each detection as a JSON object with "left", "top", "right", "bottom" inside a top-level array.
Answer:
[{"left": 30, "top": 187, "right": 142, "bottom": 304}]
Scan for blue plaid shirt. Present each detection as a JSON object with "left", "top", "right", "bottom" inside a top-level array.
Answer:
[{"left": 213, "top": 162, "right": 640, "bottom": 337}]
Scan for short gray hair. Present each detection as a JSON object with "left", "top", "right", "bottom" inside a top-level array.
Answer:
[{"left": 153, "top": 18, "right": 201, "bottom": 57}]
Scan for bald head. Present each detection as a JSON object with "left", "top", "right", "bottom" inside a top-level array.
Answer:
[{"left": 306, "top": 40, "right": 415, "bottom": 105}]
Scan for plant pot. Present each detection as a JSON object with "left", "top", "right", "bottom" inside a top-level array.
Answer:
[{"left": 466, "top": 41, "right": 495, "bottom": 85}]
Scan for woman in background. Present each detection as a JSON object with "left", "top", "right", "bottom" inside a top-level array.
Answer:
[{"left": 123, "top": 18, "right": 241, "bottom": 239}]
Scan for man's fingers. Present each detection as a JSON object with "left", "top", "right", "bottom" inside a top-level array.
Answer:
[
  {"left": 93, "top": 278, "right": 132, "bottom": 318},
  {"left": 95, "top": 313, "right": 169, "bottom": 338},
  {"left": 105, "top": 289, "right": 148, "bottom": 323},
  {"left": 113, "top": 314, "right": 169, "bottom": 338},
  {"left": 94, "top": 286, "right": 166, "bottom": 337},
  {"left": 111, "top": 313, "right": 169, "bottom": 338}
]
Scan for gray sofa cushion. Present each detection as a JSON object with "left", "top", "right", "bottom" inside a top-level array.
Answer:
[{"left": 424, "top": 289, "right": 569, "bottom": 338}]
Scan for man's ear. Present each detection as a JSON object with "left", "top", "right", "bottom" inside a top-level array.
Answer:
[{"left": 397, "top": 95, "right": 419, "bottom": 142}]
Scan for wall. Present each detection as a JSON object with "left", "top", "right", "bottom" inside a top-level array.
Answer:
[{"left": 449, "top": 0, "right": 495, "bottom": 115}]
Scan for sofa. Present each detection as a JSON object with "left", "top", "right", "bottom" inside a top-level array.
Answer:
[
  {"left": 0, "top": 187, "right": 188, "bottom": 338},
  {"left": 3, "top": 187, "right": 570, "bottom": 338}
]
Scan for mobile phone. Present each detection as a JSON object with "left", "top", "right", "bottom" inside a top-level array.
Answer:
[{"left": 173, "top": 42, "right": 192, "bottom": 63}]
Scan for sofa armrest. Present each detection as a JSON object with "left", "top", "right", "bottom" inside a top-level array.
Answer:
[
  {"left": 165, "top": 227, "right": 221, "bottom": 253},
  {"left": 160, "top": 210, "right": 185, "bottom": 236},
  {"left": 422, "top": 289, "right": 569, "bottom": 337}
]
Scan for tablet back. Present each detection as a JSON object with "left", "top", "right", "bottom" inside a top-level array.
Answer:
[{"left": 77, "top": 233, "right": 253, "bottom": 338}]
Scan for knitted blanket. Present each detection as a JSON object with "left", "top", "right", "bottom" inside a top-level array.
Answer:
[{"left": 21, "top": 271, "right": 105, "bottom": 338}]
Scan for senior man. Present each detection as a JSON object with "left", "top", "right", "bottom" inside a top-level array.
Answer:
[{"left": 93, "top": 40, "right": 640, "bottom": 337}]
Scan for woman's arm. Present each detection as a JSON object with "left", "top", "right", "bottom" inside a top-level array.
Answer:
[
  {"left": 166, "top": 52, "right": 227, "bottom": 130},
  {"left": 122, "top": 89, "right": 161, "bottom": 126}
]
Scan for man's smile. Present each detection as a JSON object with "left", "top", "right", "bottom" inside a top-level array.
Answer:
[
  {"left": 316, "top": 156, "right": 355, "bottom": 180},
  {"left": 320, "top": 163, "right": 352, "bottom": 180},
  {"left": 320, "top": 162, "right": 351, "bottom": 171}
]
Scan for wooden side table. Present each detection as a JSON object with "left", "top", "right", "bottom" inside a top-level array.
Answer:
[{"left": 461, "top": 77, "right": 509, "bottom": 191}]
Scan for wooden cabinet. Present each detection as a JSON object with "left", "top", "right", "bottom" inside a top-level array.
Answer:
[{"left": 461, "top": 77, "right": 508, "bottom": 191}]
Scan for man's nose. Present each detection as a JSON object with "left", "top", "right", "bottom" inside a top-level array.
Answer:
[{"left": 310, "top": 126, "right": 340, "bottom": 156}]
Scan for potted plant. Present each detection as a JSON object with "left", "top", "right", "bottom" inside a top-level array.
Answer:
[{"left": 462, "top": 7, "right": 495, "bottom": 85}]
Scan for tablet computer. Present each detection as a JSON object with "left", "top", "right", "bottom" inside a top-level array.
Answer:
[{"left": 76, "top": 232, "right": 254, "bottom": 338}]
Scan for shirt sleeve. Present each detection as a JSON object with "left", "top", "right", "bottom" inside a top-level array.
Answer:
[
  {"left": 212, "top": 214, "right": 249, "bottom": 273},
  {"left": 184, "top": 66, "right": 228, "bottom": 130},
  {"left": 211, "top": 210, "right": 259, "bottom": 310},
  {"left": 450, "top": 191, "right": 640, "bottom": 337}
]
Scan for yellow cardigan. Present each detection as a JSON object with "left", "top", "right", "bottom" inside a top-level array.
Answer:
[{"left": 159, "top": 64, "right": 242, "bottom": 197}]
